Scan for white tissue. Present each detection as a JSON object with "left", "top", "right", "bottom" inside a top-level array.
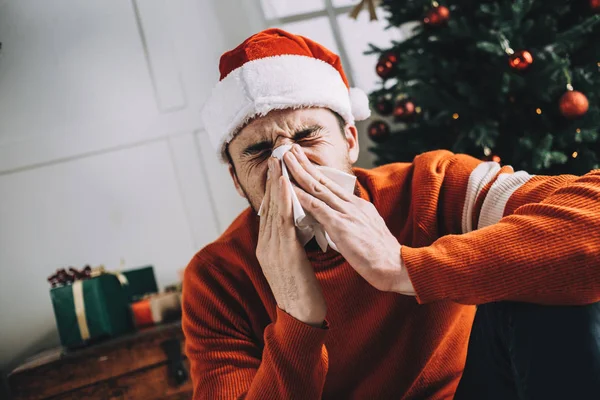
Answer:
[{"left": 257, "top": 145, "right": 356, "bottom": 252}]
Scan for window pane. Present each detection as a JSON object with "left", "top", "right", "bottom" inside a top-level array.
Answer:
[
  {"left": 332, "top": 0, "right": 359, "bottom": 7},
  {"left": 260, "top": 0, "right": 325, "bottom": 20},
  {"left": 337, "top": 8, "right": 405, "bottom": 92},
  {"left": 276, "top": 16, "right": 340, "bottom": 55}
]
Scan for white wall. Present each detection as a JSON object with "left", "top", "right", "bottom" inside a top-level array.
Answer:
[{"left": 0, "top": 0, "right": 265, "bottom": 378}]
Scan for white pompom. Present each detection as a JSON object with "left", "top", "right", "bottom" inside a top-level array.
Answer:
[{"left": 349, "top": 87, "right": 371, "bottom": 121}]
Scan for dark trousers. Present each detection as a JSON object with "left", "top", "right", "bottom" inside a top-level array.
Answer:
[{"left": 454, "top": 302, "right": 600, "bottom": 400}]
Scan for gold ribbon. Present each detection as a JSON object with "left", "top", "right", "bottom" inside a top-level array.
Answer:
[
  {"left": 72, "top": 281, "right": 90, "bottom": 341},
  {"left": 72, "top": 265, "right": 129, "bottom": 341},
  {"left": 91, "top": 265, "right": 129, "bottom": 285},
  {"left": 349, "top": 0, "right": 381, "bottom": 21}
]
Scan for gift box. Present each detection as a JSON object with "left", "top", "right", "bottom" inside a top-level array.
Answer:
[
  {"left": 131, "top": 292, "right": 182, "bottom": 328},
  {"left": 50, "top": 272, "right": 134, "bottom": 348},
  {"left": 122, "top": 265, "right": 158, "bottom": 302}
]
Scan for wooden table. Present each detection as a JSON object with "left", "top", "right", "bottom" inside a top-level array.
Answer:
[{"left": 8, "top": 321, "right": 192, "bottom": 400}]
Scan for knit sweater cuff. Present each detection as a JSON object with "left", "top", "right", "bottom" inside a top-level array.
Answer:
[
  {"left": 262, "top": 308, "right": 329, "bottom": 377},
  {"left": 401, "top": 245, "right": 448, "bottom": 304},
  {"left": 271, "top": 307, "right": 329, "bottom": 344}
]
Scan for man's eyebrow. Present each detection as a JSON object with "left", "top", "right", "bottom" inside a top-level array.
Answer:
[{"left": 292, "top": 124, "right": 323, "bottom": 139}]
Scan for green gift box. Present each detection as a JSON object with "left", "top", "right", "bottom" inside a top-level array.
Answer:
[
  {"left": 122, "top": 265, "right": 158, "bottom": 301},
  {"left": 50, "top": 274, "right": 134, "bottom": 348}
]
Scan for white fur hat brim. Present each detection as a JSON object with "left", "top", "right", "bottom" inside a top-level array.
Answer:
[{"left": 201, "top": 54, "right": 371, "bottom": 160}]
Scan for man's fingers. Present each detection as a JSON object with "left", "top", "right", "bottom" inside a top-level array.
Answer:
[
  {"left": 259, "top": 166, "right": 272, "bottom": 240},
  {"left": 293, "top": 186, "right": 341, "bottom": 229},
  {"left": 284, "top": 151, "right": 348, "bottom": 213},
  {"left": 269, "top": 157, "right": 283, "bottom": 240},
  {"left": 290, "top": 144, "right": 354, "bottom": 202}
]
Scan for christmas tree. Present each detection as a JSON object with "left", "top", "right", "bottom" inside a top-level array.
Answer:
[{"left": 367, "top": 0, "right": 600, "bottom": 175}]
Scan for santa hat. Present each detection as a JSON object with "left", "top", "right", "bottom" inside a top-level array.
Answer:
[{"left": 201, "top": 28, "right": 371, "bottom": 160}]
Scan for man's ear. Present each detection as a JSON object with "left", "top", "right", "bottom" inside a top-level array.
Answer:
[
  {"left": 228, "top": 164, "right": 247, "bottom": 199},
  {"left": 344, "top": 124, "right": 360, "bottom": 164}
]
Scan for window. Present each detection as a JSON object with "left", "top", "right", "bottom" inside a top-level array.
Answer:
[{"left": 258, "top": 0, "right": 403, "bottom": 93}]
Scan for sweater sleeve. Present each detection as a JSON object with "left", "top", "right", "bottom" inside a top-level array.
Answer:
[
  {"left": 402, "top": 150, "right": 600, "bottom": 305},
  {"left": 182, "top": 255, "right": 329, "bottom": 399}
]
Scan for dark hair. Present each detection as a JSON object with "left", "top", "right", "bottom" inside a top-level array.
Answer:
[
  {"left": 332, "top": 110, "right": 346, "bottom": 134},
  {"left": 225, "top": 144, "right": 235, "bottom": 171}
]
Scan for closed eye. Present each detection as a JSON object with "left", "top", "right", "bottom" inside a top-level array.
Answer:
[
  {"left": 294, "top": 126, "right": 323, "bottom": 141},
  {"left": 240, "top": 124, "right": 323, "bottom": 159},
  {"left": 242, "top": 141, "right": 272, "bottom": 158}
]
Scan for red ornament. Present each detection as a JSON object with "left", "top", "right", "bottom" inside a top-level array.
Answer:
[
  {"left": 559, "top": 90, "right": 589, "bottom": 119},
  {"left": 424, "top": 5, "right": 450, "bottom": 26},
  {"left": 591, "top": 0, "right": 600, "bottom": 12},
  {"left": 367, "top": 120, "right": 391, "bottom": 142},
  {"left": 374, "top": 97, "right": 394, "bottom": 116},
  {"left": 508, "top": 50, "right": 533, "bottom": 71},
  {"left": 376, "top": 53, "right": 398, "bottom": 79},
  {"left": 393, "top": 99, "right": 416, "bottom": 122}
]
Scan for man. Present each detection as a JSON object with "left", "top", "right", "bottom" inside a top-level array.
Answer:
[{"left": 183, "top": 28, "right": 600, "bottom": 399}]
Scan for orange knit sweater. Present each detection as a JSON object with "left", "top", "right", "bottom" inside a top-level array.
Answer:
[{"left": 182, "top": 150, "right": 600, "bottom": 399}]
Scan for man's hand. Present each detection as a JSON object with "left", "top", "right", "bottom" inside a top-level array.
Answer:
[
  {"left": 283, "top": 144, "right": 415, "bottom": 295},
  {"left": 256, "top": 156, "right": 327, "bottom": 326}
]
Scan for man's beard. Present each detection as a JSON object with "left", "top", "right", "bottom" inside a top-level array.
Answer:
[
  {"left": 237, "top": 181, "right": 260, "bottom": 214},
  {"left": 303, "top": 237, "right": 321, "bottom": 252}
]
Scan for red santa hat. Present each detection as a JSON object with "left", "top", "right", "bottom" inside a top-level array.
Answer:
[{"left": 201, "top": 28, "right": 371, "bottom": 160}]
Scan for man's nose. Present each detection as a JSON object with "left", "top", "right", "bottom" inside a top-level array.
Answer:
[
  {"left": 273, "top": 137, "right": 294, "bottom": 149},
  {"left": 272, "top": 138, "right": 320, "bottom": 166}
]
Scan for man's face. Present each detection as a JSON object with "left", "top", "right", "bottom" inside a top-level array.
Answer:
[{"left": 227, "top": 107, "right": 360, "bottom": 212}]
